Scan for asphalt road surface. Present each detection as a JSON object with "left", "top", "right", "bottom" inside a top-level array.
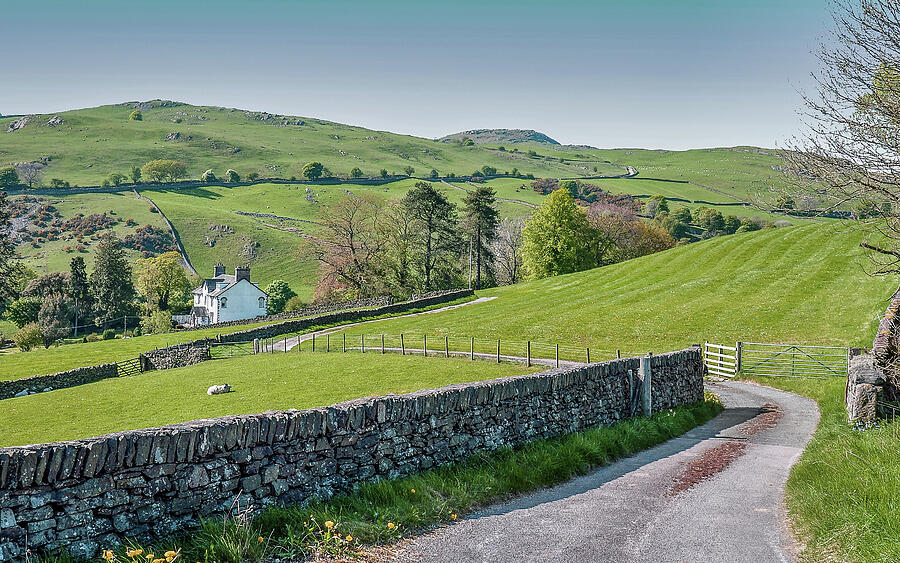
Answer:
[{"left": 392, "top": 380, "right": 818, "bottom": 563}]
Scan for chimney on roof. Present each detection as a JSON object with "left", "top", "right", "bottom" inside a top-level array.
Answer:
[
  {"left": 214, "top": 263, "right": 226, "bottom": 277},
  {"left": 235, "top": 266, "right": 250, "bottom": 283}
]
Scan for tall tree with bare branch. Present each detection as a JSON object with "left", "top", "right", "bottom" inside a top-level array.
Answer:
[{"left": 785, "top": 0, "right": 900, "bottom": 274}]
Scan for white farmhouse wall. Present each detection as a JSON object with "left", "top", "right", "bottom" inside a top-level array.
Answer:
[{"left": 216, "top": 279, "right": 267, "bottom": 323}]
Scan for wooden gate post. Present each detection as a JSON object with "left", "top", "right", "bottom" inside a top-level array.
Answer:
[
  {"left": 735, "top": 341, "right": 743, "bottom": 373},
  {"left": 640, "top": 354, "right": 652, "bottom": 417},
  {"left": 555, "top": 344, "right": 559, "bottom": 368},
  {"left": 445, "top": 336, "right": 449, "bottom": 358},
  {"left": 497, "top": 339, "right": 501, "bottom": 363},
  {"left": 471, "top": 337, "right": 475, "bottom": 361},
  {"left": 401, "top": 333, "right": 405, "bottom": 355},
  {"left": 527, "top": 341, "right": 531, "bottom": 367}
]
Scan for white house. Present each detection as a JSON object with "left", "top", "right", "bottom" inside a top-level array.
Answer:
[{"left": 190, "top": 264, "right": 268, "bottom": 326}]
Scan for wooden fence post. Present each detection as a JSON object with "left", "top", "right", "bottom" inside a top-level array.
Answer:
[
  {"left": 326, "top": 334, "right": 330, "bottom": 353},
  {"left": 735, "top": 341, "right": 743, "bottom": 373},
  {"left": 382, "top": 334, "right": 385, "bottom": 354},
  {"left": 445, "top": 336, "right": 449, "bottom": 358},
  {"left": 616, "top": 349, "right": 621, "bottom": 359},
  {"left": 401, "top": 333, "right": 405, "bottom": 355},
  {"left": 527, "top": 341, "right": 531, "bottom": 367},
  {"left": 423, "top": 334, "right": 427, "bottom": 357},
  {"left": 556, "top": 344, "right": 559, "bottom": 368},
  {"left": 283, "top": 336, "right": 287, "bottom": 352},
  {"left": 497, "top": 339, "right": 501, "bottom": 363},
  {"left": 342, "top": 333, "right": 346, "bottom": 353},
  {"left": 362, "top": 334, "right": 365, "bottom": 354},
  {"left": 312, "top": 334, "right": 315, "bottom": 352},
  {"left": 587, "top": 348, "right": 590, "bottom": 363}
]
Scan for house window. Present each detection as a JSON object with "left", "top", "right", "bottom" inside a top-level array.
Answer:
[
  {"left": 259, "top": 297, "right": 266, "bottom": 308},
  {"left": 220, "top": 297, "right": 227, "bottom": 308}
]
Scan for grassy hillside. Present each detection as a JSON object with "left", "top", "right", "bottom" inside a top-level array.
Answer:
[
  {"left": 0, "top": 101, "right": 621, "bottom": 185},
  {"left": 10, "top": 190, "right": 172, "bottom": 274},
  {"left": 334, "top": 223, "right": 896, "bottom": 353},
  {"left": 0, "top": 352, "right": 535, "bottom": 447}
]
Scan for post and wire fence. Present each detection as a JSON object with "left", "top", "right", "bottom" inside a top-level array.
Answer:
[{"left": 226, "top": 331, "right": 629, "bottom": 367}]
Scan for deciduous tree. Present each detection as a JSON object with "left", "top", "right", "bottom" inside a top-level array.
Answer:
[
  {"left": 141, "top": 160, "right": 187, "bottom": 183},
  {"left": 15, "top": 162, "right": 42, "bottom": 188},
  {"left": 302, "top": 161, "right": 324, "bottom": 180},
  {"left": 0, "top": 167, "right": 19, "bottom": 188},
  {"left": 522, "top": 189, "right": 594, "bottom": 279},
  {"left": 264, "top": 280, "right": 297, "bottom": 315},
  {"left": 491, "top": 217, "right": 525, "bottom": 286},
  {"left": 134, "top": 251, "right": 189, "bottom": 312},
  {"left": 38, "top": 294, "right": 73, "bottom": 347}
]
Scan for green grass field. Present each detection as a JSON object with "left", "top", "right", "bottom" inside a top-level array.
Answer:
[
  {"left": 0, "top": 102, "right": 620, "bottom": 186},
  {"left": 744, "top": 375, "right": 900, "bottom": 562},
  {"left": 0, "top": 352, "right": 535, "bottom": 447},
  {"left": 335, "top": 223, "right": 896, "bottom": 354}
]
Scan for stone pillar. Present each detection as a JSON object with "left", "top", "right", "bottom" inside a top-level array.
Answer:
[
  {"left": 640, "top": 355, "right": 652, "bottom": 416},
  {"left": 846, "top": 353, "right": 885, "bottom": 424}
]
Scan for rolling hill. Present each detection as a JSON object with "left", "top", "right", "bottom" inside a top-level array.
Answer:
[
  {"left": 0, "top": 101, "right": 618, "bottom": 186},
  {"left": 438, "top": 129, "right": 561, "bottom": 145}
]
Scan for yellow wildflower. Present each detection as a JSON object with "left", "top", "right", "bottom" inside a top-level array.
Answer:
[
  {"left": 325, "top": 520, "right": 335, "bottom": 529},
  {"left": 164, "top": 552, "right": 177, "bottom": 559},
  {"left": 258, "top": 536, "right": 264, "bottom": 543},
  {"left": 146, "top": 555, "right": 154, "bottom": 561},
  {"left": 102, "top": 550, "right": 115, "bottom": 561},
  {"left": 127, "top": 549, "right": 144, "bottom": 558},
  {"left": 345, "top": 534, "right": 353, "bottom": 542},
  {"left": 153, "top": 559, "right": 166, "bottom": 563},
  {"left": 451, "top": 513, "right": 458, "bottom": 520},
  {"left": 410, "top": 488, "right": 415, "bottom": 493},
  {"left": 387, "top": 522, "right": 396, "bottom": 530}
]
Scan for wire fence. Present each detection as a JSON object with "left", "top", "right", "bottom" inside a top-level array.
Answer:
[{"left": 239, "top": 331, "right": 628, "bottom": 367}]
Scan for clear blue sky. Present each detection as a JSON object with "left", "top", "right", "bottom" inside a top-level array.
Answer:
[{"left": 0, "top": 0, "right": 829, "bottom": 149}]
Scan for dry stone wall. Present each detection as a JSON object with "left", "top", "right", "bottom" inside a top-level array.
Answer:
[
  {"left": 0, "top": 364, "right": 118, "bottom": 401},
  {"left": 0, "top": 347, "right": 703, "bottom": 560},
  {"left": 140, "top": 342, "right": 210, "bottom": 371}
]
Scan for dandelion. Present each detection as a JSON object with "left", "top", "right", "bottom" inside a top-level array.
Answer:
[
  {"left": 325, "top": 520, "right": 335, "bottom": 529},
  {"left": 258, "top": 536, "right": 264, "bottom": 543},
  {"left": 451, "top": 513, "right": 458, "bottom": 520},
  {"left": 345, "top": 534, "right": 353, "bottom": 542},
  {"left": 387, "top": 522, "right": 396, "bottom": 530}
]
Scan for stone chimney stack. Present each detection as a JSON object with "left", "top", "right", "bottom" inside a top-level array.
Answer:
[
  {"left": 235, "top": 266, "right": 250, "bottom": 283},
  {"left": 214, "top": 263, "right": 226, "bottom": 277}
]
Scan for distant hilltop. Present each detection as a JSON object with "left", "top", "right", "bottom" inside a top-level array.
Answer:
[{"left": 438, "top": 129, "right": 561, "bottom": 145}]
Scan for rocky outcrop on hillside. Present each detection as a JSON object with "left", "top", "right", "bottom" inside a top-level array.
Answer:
[
  {"left": 6, "top": 116, "right": 29, "bottom": 133},
  {"left": 439, "top": 128, "right": 561, "bottom": 145}
]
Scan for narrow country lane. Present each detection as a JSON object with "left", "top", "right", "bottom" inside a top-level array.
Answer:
[{"left": 392, "top": 380, "right": 818, "bottom": 563}]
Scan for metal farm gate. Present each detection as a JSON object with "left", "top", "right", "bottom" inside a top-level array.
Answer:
[
  {"left": 739, "top": 342, "right": 849, "bottom": 378},
  {"left": 704, "top": 341, "right": 849, "bottom": 378}
]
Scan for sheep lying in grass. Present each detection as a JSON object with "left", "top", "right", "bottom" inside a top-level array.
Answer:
[{"left": 207, "top": 383, "right": 232, "bottom": 395}]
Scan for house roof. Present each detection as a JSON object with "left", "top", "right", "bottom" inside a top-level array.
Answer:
[{"left": 192, "top": 275, "right": 267, "bottom": 297}]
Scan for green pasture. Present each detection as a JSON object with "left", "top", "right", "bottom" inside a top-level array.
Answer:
[{"left": 0, "top": 352, "right": 536, "bottom": 447}]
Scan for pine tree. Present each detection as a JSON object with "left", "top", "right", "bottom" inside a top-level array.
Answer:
[
  {"left": 402, "top": 182, "right": 460, "bottom": 290},
  {"left": 462, "top": 186, "right": 500, "bottom": 289},
  {"left": 0, "top": 190, "right": 19, "bottom": 311},
  {"left": 89, "top": 233, "right": 136, "bottom": 329}
]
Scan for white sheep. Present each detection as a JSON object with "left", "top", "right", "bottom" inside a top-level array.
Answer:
[{"left": 207, "top": 383, "right": 232, "bottom": 395}]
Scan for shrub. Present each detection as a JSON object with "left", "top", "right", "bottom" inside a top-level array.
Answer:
[
  {"left": 106, "top": 172, "right": 127, "bottom": 187},
  {"left": 102, "top": 329, "right": 116, "bottom": 340},
  {"left": 140, "top": 310, "right": 172, "bottom": 335},
  {"left": 403, "top": 166, "right": 415, "bottom": 176},
  {"left": 49, "top": 178, "right": 70, "bottom": 188},
  {"left": 201, "top": 169, "right": 218, "bottom": 183},
  {"left": 85, "top": 333, "right": 102, "bottom": 342},
  {"left": 429, "top": 169, "right": 439, "bottom": 179},
  {"left": 226, "top": 169, "right": 240, "bottom": 183},
  {"left": 4, "top": 297, "right": 42, "bottom": 328},
  {"left": 0, "top": 166, "right": 19, "bottom": 188},
  {"left": 264, "top": 280, "right": 297, "bottom": 315},
  {"left": 380, "top": 168, "right": 388, "bottom": 178},
  {"left": 129, "top": 110, "right": 143, "bottom": 121},
  {"left": 350, "top": 167, "right": 364, "bottom": 179},
  {"left": 284, "top": 295, "right": 306, "bottom": 312},
  {"left": 246, "top": 172, "right": 259, "bottom": 181},
  {"left": 13, "top": 323, "right": 43, "bottom": 352}
]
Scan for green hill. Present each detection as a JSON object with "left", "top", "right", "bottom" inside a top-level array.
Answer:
[
  {"left": 334, "top": 222, "right": 896, "bottom": 353},
  {"left": 0, "top": 101, "right": 620, "bottom": 186}
]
